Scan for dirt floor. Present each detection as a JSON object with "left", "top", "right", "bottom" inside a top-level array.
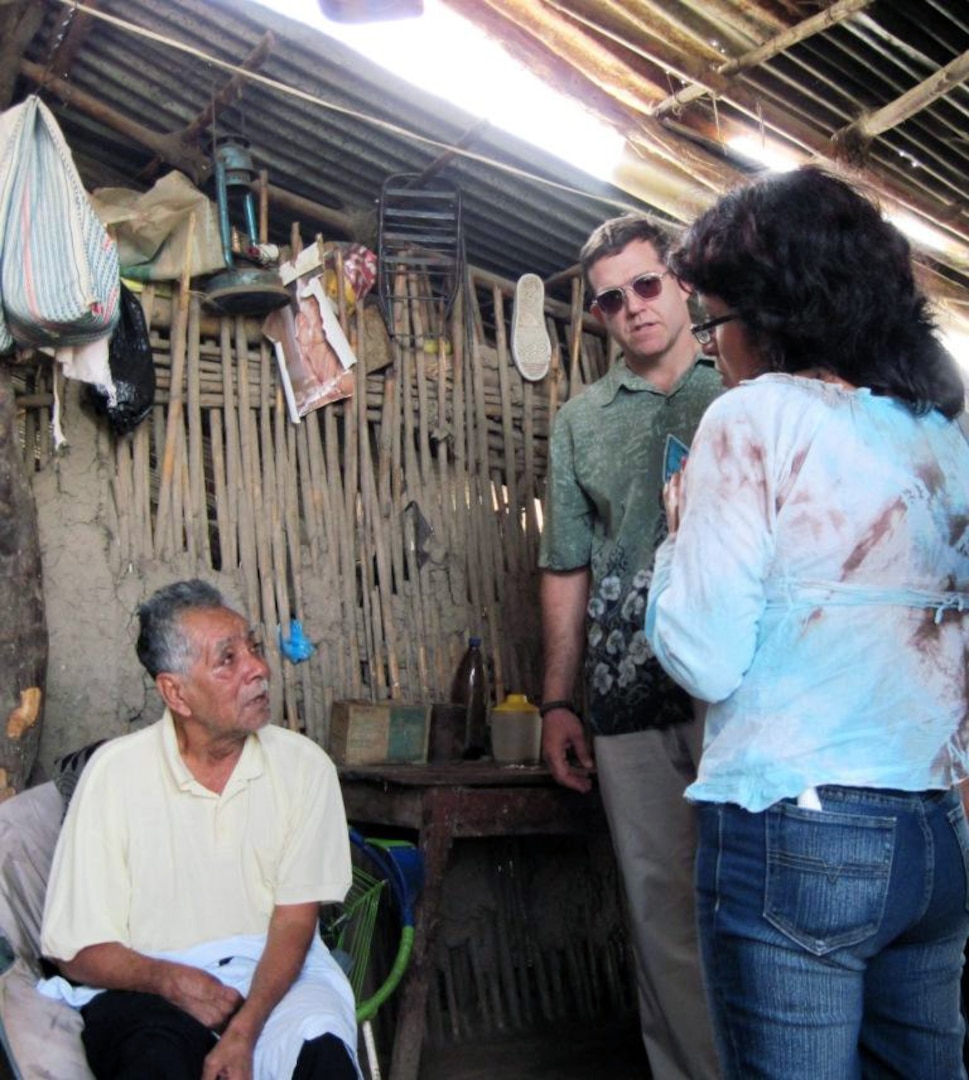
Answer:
[
  {"left": 0, "top": 1022, "right": 649, "bottom": 1080},
  {"left": 419, "top": 1017, "right": 649, "bottom": 1079}
]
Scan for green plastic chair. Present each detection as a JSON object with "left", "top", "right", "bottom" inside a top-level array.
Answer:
[{"left": 324, "top": 828, "right": 424, "bottom": 1080}]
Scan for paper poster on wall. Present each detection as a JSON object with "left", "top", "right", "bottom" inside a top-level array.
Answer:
[{"left": 262, "top": 274, "right": 357, "bottom": 423}]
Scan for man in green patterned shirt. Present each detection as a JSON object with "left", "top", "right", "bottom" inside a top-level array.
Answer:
[{"left": 538, "top": 214, "right": 721, "bottom": 1080}]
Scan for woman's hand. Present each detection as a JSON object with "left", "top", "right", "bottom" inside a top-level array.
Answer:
[{"left": 663, "top": 462, "right": 687, "bottom": 535}]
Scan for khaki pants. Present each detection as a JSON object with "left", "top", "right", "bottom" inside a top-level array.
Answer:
[{"left": 595, "top": 723, "right": 720, "bottom": 1080}]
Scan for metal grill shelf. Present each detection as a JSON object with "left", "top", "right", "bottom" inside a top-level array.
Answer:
[{"left": 378, "top": 174, "right": 463, "bottom": 340}]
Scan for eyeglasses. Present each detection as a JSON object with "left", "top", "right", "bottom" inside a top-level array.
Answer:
[
  {"left": 691, "top": 312, "right": 739, "bottom": 346},
  {"left": 592, "top": 271, "right": 670, "bottom": 316}
]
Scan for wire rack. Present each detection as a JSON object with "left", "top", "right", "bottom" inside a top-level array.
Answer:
[{"left": 377, "top": 173, "right": 463, "bottom": 342}]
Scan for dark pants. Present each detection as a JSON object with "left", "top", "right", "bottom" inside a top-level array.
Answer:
[{"left": 81, "top": 990, "right": 356, "bottom": 1080}]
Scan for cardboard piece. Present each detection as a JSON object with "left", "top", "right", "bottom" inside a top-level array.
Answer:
[{"left": 329, "top": 701, "right": 431, "bottom": 765}]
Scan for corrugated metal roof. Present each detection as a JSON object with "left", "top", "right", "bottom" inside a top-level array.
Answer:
[
  {"left": 439, "top": 0, "right": 969, "bottom": 316},
  {"left": 6, "top": 0, "right": 969, "bottom": 326},
  {"left": 12, "top": 0, "right": 643, "bottom": 287}
]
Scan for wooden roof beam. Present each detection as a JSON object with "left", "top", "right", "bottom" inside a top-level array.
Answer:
[
  {"left": 138, "top": 30, "right": 277, "bottom": 181},
  {"left": 253, "top": 180, "right": 362, "bottom": 240},
  {"left": 470, "top": 0, "right": 668, "bottom": 118},
  {"left": 43, "top": 0, "right": 98, "bottom": 82},
  {"left": 20, "top": 31, "right": 277, "bottom": 187},
  {"left": 652, "top": 0, "right": 874, "bottom": 117},
  {"left": 18, "top": 57, "right": 212, "bottom": 182},
  {"left": 17, "top": 56, "right": 361, "bottom": 238},
  {"left": 834, "top": 45, "right": 969, "bottom": 144},
  {"left": 642, "top": 67, "right": 969, "bottom": 254},
  {"left": 539, "top": 0, "right": 740, "bottom": 107},
  {"left": 0, "top": 0, "right": 45, "bottom": 109}
]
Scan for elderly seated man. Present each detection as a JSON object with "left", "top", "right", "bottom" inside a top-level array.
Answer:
[{"left": 39, "top": 579, "right": 358, "bottom": 1080}]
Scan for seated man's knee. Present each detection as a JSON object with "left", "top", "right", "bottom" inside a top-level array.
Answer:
[
  {"left": 81, "top": 990, "right": 215, "bottom": 1079},
  {"left": 293, "top": 1032, "right": 357, "bottom": 1080}
]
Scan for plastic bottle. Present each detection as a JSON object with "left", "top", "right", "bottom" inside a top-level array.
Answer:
[
  {"left": 451, "top": 635, "right": 490, "bottom": 759},
  {"left": 490, "top": 694, "right": 542, "bottom": 764}
]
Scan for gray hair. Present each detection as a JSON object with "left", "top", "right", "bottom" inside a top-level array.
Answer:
[{"left": 136, "top": 579, "right": 225, "bottom": 678}]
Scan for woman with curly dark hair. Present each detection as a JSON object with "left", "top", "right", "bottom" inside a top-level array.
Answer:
[{"left": 645, "top": 166, "right": 969, "bottom": 1079}]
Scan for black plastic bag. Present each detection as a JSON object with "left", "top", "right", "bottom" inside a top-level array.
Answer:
[{"left": 86, "top": 282, "right": 155, "bottom": 435}]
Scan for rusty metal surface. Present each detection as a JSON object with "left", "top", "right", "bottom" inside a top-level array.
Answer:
[{"left": 440, "top": 0, "right": 969, "bottom": 303}]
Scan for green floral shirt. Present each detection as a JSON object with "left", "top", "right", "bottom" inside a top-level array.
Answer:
[{"left": 539, "top": 358, "right": 722, "bottom": 736}]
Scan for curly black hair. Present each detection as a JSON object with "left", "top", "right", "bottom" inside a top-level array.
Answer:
[{"left": 670, "top": 166, "right": 966, "bottom": 418}]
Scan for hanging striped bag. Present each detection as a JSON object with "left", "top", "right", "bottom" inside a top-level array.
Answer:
[
  {"left": 0, "top": 100, "right": 31, "bottom": 353},
  {"left": 0, "top": 96, "right": 120, "bottom": 350}
]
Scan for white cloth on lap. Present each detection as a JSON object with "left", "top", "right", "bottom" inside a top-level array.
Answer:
[{"left": 38, "top": 932, "right": 359, "bottom": 1080}]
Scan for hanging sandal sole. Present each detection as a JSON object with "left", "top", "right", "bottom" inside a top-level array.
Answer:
[{"left": 511, "top": 272, "right": 551, "bottom": 381}]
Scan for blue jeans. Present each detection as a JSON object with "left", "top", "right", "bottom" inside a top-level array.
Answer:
[{"left": 696, "top": 787, "right": 969, "bottom": 1079}]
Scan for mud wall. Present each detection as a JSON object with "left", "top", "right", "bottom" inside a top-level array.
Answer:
[{"left": 13, "top": 268, "right": 611, "bottom": 772}]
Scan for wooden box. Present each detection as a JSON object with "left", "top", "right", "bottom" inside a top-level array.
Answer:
[{"left": 329, "top": 700, "right": 431, "bottom": 765}]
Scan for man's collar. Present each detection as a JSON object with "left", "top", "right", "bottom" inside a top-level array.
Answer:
[
  {"left": 160, "top": 709, "right": 265, "bottom": 793},
  {"left": 598, "top": 354, "right": 706, "bottom": 404}
]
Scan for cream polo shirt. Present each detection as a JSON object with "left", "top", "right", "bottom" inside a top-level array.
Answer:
[{"left": 42, "top": 711, "right": 351, "bottom": 961}]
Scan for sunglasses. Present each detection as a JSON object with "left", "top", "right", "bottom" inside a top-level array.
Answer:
[
  {"left": 592, "top": 271, "right": 670, "bottom": 317},
  {"left": 691, "top": 312, "right": 739, "bottom": 346}
]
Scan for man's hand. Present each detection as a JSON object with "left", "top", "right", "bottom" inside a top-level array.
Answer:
[
  {"left": 157, "top": 962, "right": 243, "bottom": 1031},
  {"left": 198, "top": 900, "right": 321, "bottom": 1080},
  {"left": 56, "top": 943, "right": 243, "bottom": 1032},
  {"left": 202, "top": 1025, "right": 256, "bottom": 1080},
  {"left": 542, "top": 706, "right": 594, "bottom": 793}
]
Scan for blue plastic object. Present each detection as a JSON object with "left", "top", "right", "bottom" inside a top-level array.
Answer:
[{"left": 279, "top": 620, "right": 315, "bottom": 663}]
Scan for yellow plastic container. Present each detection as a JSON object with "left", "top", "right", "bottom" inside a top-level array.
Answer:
[{"left": 490, "top": 694, "right": 542, "bottom": 765}]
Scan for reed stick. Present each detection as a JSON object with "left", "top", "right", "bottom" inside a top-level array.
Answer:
[
  {"left": 325, "top": 406, "right": 362, "bottom": 697},
  {"left": 219, "top": 320, "right": 241, "bottom": 573},
  {"left": 233, "top": 317, "right": 263, "bottom": 630},
  {"left": 186, "top": 295, "right": 211, "bottom": 568},
  {"left": 295, "top": 422, "right": 321, "bottom": 577},
  {"left": 210, "top": 407, "right": 230, "bottom": 568},
  {"left": 153, "top": 214, "right": 196, "bottom": 557},
  {"left": 492, "top": 283, "right": 520, "bottom": 579},
  {"left": 568, "top": 276, "right": 585, "bottom": 398}
]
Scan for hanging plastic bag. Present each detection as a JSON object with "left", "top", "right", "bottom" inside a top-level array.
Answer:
[
  {"left": 85, "top": 282, "right": 155, "bottom": 436},
  {"left": 0, "top": 96, "right": 120, "bottom": 351}
]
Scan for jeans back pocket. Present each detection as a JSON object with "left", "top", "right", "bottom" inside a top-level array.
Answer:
[{"left": 765, "top": 802, "right": 895, "bottom": 956}]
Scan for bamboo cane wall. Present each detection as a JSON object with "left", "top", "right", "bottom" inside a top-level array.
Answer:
[{"left": 14, "top": 259, "right": 612, "bottom": 749}]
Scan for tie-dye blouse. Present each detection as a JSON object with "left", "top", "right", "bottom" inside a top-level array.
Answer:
[{"left": 645, "top": 373, "right": 969, "bottom": 812}]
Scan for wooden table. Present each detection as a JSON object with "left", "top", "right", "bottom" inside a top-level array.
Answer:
[{"left": 338, "top": 762, "right": 608, "bottom": 1080}]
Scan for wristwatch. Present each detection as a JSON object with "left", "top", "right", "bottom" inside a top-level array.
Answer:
[{"left": 538, "top": 699, "right": 575, "bottom": 718}]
